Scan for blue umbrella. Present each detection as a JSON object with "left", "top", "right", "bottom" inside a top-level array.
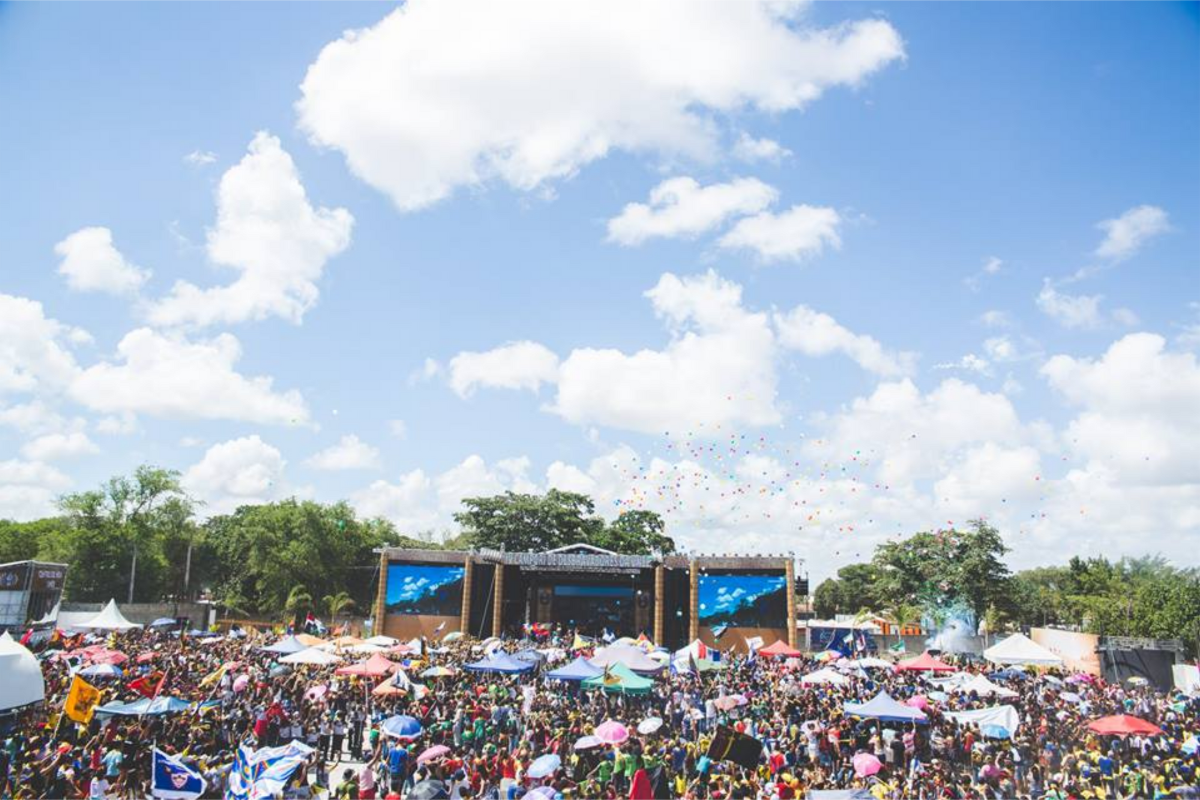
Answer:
[
  {"left": 982, "top": 724, "right": 1011, "bottom": 739},
  {"left": 527, "top": 754, "right": 561, "bottom": 779},
  {"left": 382, "top": 714, "right": 423, "bottom": 741},
  {"left": 79, "top": 663, "right": 123, "bottom": 678}
]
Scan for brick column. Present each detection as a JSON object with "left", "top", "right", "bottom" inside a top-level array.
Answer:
[
  {"left": 459, "top": 556, "right": 474, "bottom": 636},
  {"left": 653, "top": 565, "right": 665, "bottom": 645},
  {"left": 492, "top": 565, "right": 505, "bottom": 638},
  {"left": 786, "top": 558, "right": 798, "bottom": 648},
  {"left": 374, "top": 550, "right": 389, "bottom": 637},
  {"left": 688, "top": 559, "right": 699, "bottom": 643}
]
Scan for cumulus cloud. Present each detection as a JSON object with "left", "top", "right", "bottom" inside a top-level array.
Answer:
[
  {"left": 932, "top": 354, "right": 991, "bottom": 376},
  {"left": 0, "top": 294, "right": 88, "bottom": 396},
  {"left": 147, "top": 132, "right": 353, "bottom": 328},
  {"left": 732, "top": 132, "right": 792, "bottom": 163},
  {"left": 70, "top": 328, "right": 310, "bottom": 426},
  {"left": 303, "top": 434, "right": 382, "bottom": 471},
  {"left": 1094, "top": 204, "right": 1169, "bottom": 261},
  {"left": 774, "top": 305, "right": 915, "bottom": 377},
  {"left": 298, "top": 0, "right": 904, "bottom": 210},
  {"left": 54, "top": 227, "right": 150, "bottom": 295},
  {"left": 0, "top": 459, "right": 72, "bottom": 521},
  {"left": 183, "top": 435, "right": 288, "bottom": 515},
  {"left": 1036, "top": 281, "right": 1103, "bottom": 329},
  {"left": 448, "top": 341, "right": 560, "bottom": 398},
  {"left": 717, "top": 204, "right": 841, "bottom": 262},
  {"left": 606, "top": 177, "right": 777, "bottom": 245},
  {"left": 20, "top": 431, "right": 99, "bottom": 462}
]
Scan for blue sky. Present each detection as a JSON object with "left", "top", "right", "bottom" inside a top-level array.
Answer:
[{"left": 1, "top": 2, "right": 1197, "bottom": 583}]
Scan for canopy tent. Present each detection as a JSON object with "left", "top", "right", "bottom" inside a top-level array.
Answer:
[
  {"left": 582, "top": 663, "right": 654, "bottom": 695},
  {"left": 75, "top": 599, "right": 141, "bottom": 631},
  {"left": 953, "top": 674, "right": 1019, "bottom": 699},
  {"left": 758, "top": 640, "right": 803, "bottom": 658},
  {"left": 295, "top": 633, "right": 326, "bottom": 647},
  {"left": 983, "top": 632, "right": 1064, "bottom": 667},
  {"left": 589, "top": 644, "right": 664, "bottom": 674},
  {"left": 95, "top": 696, "right": 191, "bottom": 716},
  {"left": 944, "top": 705, "right": 1021, "bottom": 736},
  {"left": 801, "top": 667, "right": 849, "bottom": 686},
  {"left": 335, "top": 653, "right": 400, "bottom": 677},
  {"left": 849, "top": 657, "right": 893, "bottom": 670},
  {"left": 364, "top": 635, "right": 400, "bottom": 647},
  {"left": 844, "top": 691, "right": 928, "bottom": 723},
  {"left": 463, "top": 653, "right": 535, "bottom": 674},
  {"left": 896, "top": 651, "right": 957, "bottom": 672},
  {"left": 0, "top": 631, "right": 44, "bottom": 712},
  {"left": 547, "top": 656, "right": 604, "bottom": 682},
  {"left": 1087, "top": 714, "right": 1164, "bottom": 737},
  {"left": 513, "top": 649, "right": 547, "bottom": 665},
  {"left": 279, "top": 647, "right": 343, "bottom": 666},
  {"left": 262, "top": 636, "right": 308, "bottom": 655}
]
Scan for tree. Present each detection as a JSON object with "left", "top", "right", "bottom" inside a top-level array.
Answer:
[
  {"left": 323, "top": 591, "right": 356, "bottom": 628},
  {"left": 454, "top": 490, "right": 606, "bottom": 552},
  {"left": 812, "top": 563, "right": 883, "bottom": 618},
  {"left": 595, "top": 510, "right": 676, "bottom": 555},
  {"left": 285, "top": 584, "right": 313, "bottom": 628}
]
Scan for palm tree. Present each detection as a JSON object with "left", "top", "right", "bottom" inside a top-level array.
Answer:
[
  {"left": 323, "top": 591, "right": 356, "bottom": 631},
  {"left": 284, "top": 584, "right": 313, "bottom": 630},
  {"left": 884, "top": 602, "right": 924, "bottom": 633}
]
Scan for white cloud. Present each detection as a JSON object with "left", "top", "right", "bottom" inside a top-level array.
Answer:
[
  {"left": 978, "top": 310, "right": 1011, "bottom": 329},
  {"left": 298, "top": 0, "right": 904, "bottom": 210},
  {"left": 983, "top": 336, "right": 1020, "bottom": 363},
  {"left": 388, "top": 419, "right": 408, "bottom": 438},
  {"left": 1178, "top": 302, "right": 1200, "bottom": 350},
  {"left": 1094, "top": 204, "right": 1169, "bottom": 261},
  {"left": 717, "top": 204, "right": 841, "bottom": 262},
  {"left": 94, "top": 413, "right": 138, "bottom": 436},
  {"left": 1036, "top": 281, "right": 1103, "bottom": 329},
  {"left": 732, "top": 132, "right": 792, "bottom": 163},
  {"left": 1112, "top": 307, "right": 1139, "bottom": 327},
  {"left": 183, "top": 435, "right": 288, "bottom": 515},
  {"left": 448, "top": 341, "right": 560, "bottom": 398},
  {"left": 70, "top": 328, "right": 310, "bottom": 426},
  {"left": 552, "top": 271, "right": 780, "bottom": 434},
  {"left": 964, "top": 256, "right": 1002, "bottom": 292},
  {"left": 0, "top": 459, "right": 72, "bottom": 521},
  {"left": 304, "top": 434, "right": 382, "bottom": 471},
  {"left": 606, "top": 176, "right": 777, "bottom": 245},
  {"left": 0, "top": 401, "right": 69, "bottom": 437},
  {"left": 54, "top": 227, "right": 149, "bottom": 295},
  {"left": 352, "top": 470, "right": 437, "bottom": 531},
  {"left": 147, "top": 132, "right": 354, "bottom": 328},
  {"left": 184, "top": 150, "right": 217, "bottom": 166},
  {"left": 933, "top": 353, "right": 992, "bottom": 376},
  {"left": 179, "top": 436, "right": 205, "bottom": 448},
  {"left": 407, "top": 358, "right": 442, "bottom": 386},
  {"left": 20, "top": 431, "right": 99, "bottom": 462},
  {"left": 774, "top": 305, "right": 915, "bottom": 377},
  {"left": 0, "top": 294, "right": 87, "bottom": 396}
]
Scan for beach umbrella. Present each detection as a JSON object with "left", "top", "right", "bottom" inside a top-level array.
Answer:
[
  {"left": 408, "top": 780, "right": 448, "bottom": 800},
  {"left": 382, "top": 714, "right": 424, "bottom": 741},
  {"left": 637, "top": 717, "right": 663, "bottom": 735},
  {"left": 852, "top": 753, "right": 883, "bottom": 778},
  {"left": 417, "top": 745, "right": 450, "bottom": 764},
  {"left": 574, "top": 735, "right": 603, "bottom": 750},
  {"left": 442, "top": 631, "right": 465, "bottom": 643},
  {"left": 594, "top": 720, "right": 630, "bottom": 745},
  {"left": 304, "top": 685, "right": 328, "bottom": 702},
  {"left": 1087, "top": 714, "right": 1163, "bottom": 737},
  {"left": 905, "top": 696, "right": 929, "bottom": 711},
  {"left": 232, "top": 674, "right": 250, "bottom": 693},
  {"left": 713, "top": 694, "right": 749, "bottom": 712},
  {"left": 982, "top": 724, "right": 1011, "bottom": 740},
  {"left": 421, "top": 666, "right": 456, "bottom": 678},
  {"left": 527, "top": 754, "right": 561, "bottom": 779},
  {"left": 79, "top": 663, "right": 122, "bottom": 678}
]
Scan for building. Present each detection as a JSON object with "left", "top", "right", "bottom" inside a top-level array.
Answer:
[
  {"left": 373, "top": 544, "right": 805, "bottom": 652},
  {"left": 0, "top": 560, "right": 68, "bottom": 636}
]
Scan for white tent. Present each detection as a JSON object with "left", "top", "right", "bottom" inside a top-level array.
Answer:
[
  {"left": 983, "top": 632, "right": 1063, "bottom": 667},
  {"left": 262, "top": 635, "right": 308, "bottom": 655},
  {"left": 75, "top": 599, "right": 141, "bottom": 631},
  {"left": 953, "top": 673, "right": 1018, "bottom": 699},
  {"left": 0, "top": 631, "right": 45, "bottom": 712},
  {"left": 801, "top": 667, "right": 850, "bottom": 686},
  {"left": 364, "top": 635, "right": 399, "bottom": 647},
  {"left": 849, "top": 657, "right": 893, "bottom": 670},
  {"left": 279, "top": 647, "right": 343, "bottom": 666}
]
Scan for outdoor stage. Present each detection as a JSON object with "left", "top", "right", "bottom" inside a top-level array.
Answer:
[{"left": 373, "top": 544, "right": 806, "bottom": 652}]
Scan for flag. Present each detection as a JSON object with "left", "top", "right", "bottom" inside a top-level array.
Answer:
[
  {"left": 151, "top": 748, "right": 206, "bottom": 800},
  {"left": 843, "top": 632, "right": 855, "bottom": 645},
  {"left": 601, "top": 664, "right": 621, "bottom": 687},
  {"left": 130, "top": 673, "right": 163, "bottom": 698},
  {"left": 571, "top": 633, "right": 590, "bottom": 650},
  {"left": 434, "top": 621, "right": 446, "bottom": 634},
  {"left": 889, "top": 640, "right": 906, "bottom": 655},
  {"left": 711, "top": 624, "right": 728, "bottom": 641},
  {"left": 19, "top": 629, "right": 32, "bottom": 647},
  {"left": 199, "top": 663, "right": 230, "bottom": 689},
  {"left": 226, "top": 740, "right": 314, "bottom": 800},
  {"left": 65, "top": 675, "right": 102, "bottom": 724},
  {"left": 706, "top": 724, "right": 764, "bottom": 771}
]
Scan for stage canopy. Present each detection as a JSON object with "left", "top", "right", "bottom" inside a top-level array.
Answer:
[
  {"left": 582, "top": 663, "right": 654, "bottom": 695},
  {"left": 983, "top": 633, "right": 1063, "bottom": 667},
  {"left": 0, "top": 631, "right": 44, "bottom": 712},
  {"left": 75, "top": 599, "right": 141, "bottom": 631},
  {"left": 844, "top": 691, "right": 928, "bottom": 723}
]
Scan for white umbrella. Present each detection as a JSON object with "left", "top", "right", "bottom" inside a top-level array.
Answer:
[
  {"left": 279, "top": 647, "right": 343, "bottom": 665},
  {"left": 573, "top": 735, "right": 603, "bottom": 750},
  {"left": 637, "top": 717, "right": 663, "bottom": 735}
]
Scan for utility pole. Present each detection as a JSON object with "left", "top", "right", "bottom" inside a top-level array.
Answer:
[{"left": 128, "top": 545, "right": 138, "bottom": 604}]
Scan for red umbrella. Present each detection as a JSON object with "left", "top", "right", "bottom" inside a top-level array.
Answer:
[
  {"left": 758, "top": 640, "right": 802, "bottom": 658},
  {"left": 895, "top": 651, "right": 956, "bottom": 672},
  {"left": 1087, "top": 714, "right": 1163, "bottom": 737}
]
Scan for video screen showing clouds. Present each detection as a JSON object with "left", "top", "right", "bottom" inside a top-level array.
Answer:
[
  {"left": 385, "top": 564, "right": 465, "bottom": 616},
  {"left": 698, "top": 573, "right": 787, "bottom": 628}
]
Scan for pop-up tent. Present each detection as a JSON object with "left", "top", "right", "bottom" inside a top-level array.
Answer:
[
  {"left": 76, "top": 599, "right": 141, "bottom": 631},
  {"left": 582, "top": 663, "right": 654, "bottom": 695},
  {"left": 896, "top": 651, "right": 957, "bottom": 672},
  {"left": 335, "top": 653, "right": 400, "bottom": 677},
  {"left": 547, "top": 656, "right": 604, "bottom": 682},
  {"left": 801, "top": 667, "right": 849, "bottom": 686},
  {"left": 279, "top": 647, "right": 342, "bottom": 666},
  {"left": 0, "top": 631, "right": 44, "bottom": 712},
  {"left": 953, "top": 673, "right": 1018, "bottom": 699},
  {"left": 983, "top": 633, "right": 1063, "bottom": 667},
  {"left": 758, "top": 640, "right": 803, "bottom": 658},
  {"left": 589, "top": 644, "right": 664, "bottom": 674},
  {"left": 463, "top": 653, "right": 535, "bottom": 674},
  {"left": 262, "top": 635, "right": 308, "bottom": 655},
  {"left": 844, "top": 691, "right": 928, "bottom": 723}
]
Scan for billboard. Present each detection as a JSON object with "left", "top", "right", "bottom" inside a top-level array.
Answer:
[
  {"left": 385, "top": 564, "right": 465, "bottom": 616},
  {"left": 698, "top": 572, "right": 787, "bottom": 628},
  {"left": 1031, "top": 627, "right": 1101, "bottom": 675}
]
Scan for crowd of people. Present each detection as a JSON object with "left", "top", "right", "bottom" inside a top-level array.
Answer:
[{"left": 1, "top": 622, "right": 1197, "bottom": 800}]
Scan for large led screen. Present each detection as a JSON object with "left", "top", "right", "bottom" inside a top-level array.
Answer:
[
  {"left": 385, "top": 564, "right": 465, "bottom": 616},
  {"left": 698, "top": 573, "right": 787, "bottom": 628}
]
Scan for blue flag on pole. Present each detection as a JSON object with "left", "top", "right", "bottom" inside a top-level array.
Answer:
[
  {"left": 226, "top": 740, "right": 314, "bottom": 800},
  {"left": 151, "top": 748, "right": 206, "bottom": 800}
]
